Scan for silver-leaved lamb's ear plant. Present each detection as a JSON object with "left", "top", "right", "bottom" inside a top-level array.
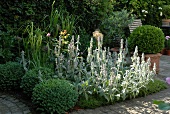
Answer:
[
  {"left": 54, "top": 35, "right": 88, "bottom": 91},
  {"left": 54, "top": 31, "right": 156, "bottom": 102}
]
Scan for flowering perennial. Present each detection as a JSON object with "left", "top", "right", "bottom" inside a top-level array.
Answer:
[
  {"left": 166, "top": 77, "right": 170, "bottom": 85},
  {"left": 54, "top": 35, "right": 156, "bottom": 102}
]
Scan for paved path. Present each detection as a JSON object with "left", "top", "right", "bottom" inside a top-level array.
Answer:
[
  {"left": 0, "top": 93, "right": 31, "bottom": 114},
  {"left": 0, "top": 55, "right": 169, "bottom": 114},
  {"left": 159, "top": 55, "right": 170, "bottom": 79},
  {"left": 70, "top": 55, "right": 170, "bottom": 114}
]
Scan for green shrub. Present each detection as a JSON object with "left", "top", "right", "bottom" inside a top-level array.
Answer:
[
  {"left": 162, "top": 5, "right": 170, "bottom": 19},
  {"left": 0, "top": 62, "right": 25, "bottom": 90},
  {"left": 32, "top": 79, "right": 78, "bottom": 114},
  {"left": 128, "top": 25, "right": 165, "bottom": 54},
  {"left": 0, "top": 31, "right": 18, "bottom": 64},
  {"left": 20, "top": 67, "right": 54, "bottom": 97}
]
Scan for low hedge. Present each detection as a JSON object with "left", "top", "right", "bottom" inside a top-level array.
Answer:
[
  {"left": 0, "top": 62, "right": 25, "bottom": 90},
  {"left": 20, "top": 67, "right": 54, "bottom": 97}
]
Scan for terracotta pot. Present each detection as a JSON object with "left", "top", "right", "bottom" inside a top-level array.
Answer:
[
  {"left": 167, "top": 49, "right": 170, "bottom": 55},
  {"left": 145, "top": 53, "right": 162, "bottom": 74},
  {"left": 110, "top": 47, "right": 119, "bottom": 53},
  {"left": 160, "top": 48, "right": 167, "bottom": 55},
  {"left": 162, "top": 19, "right": 170, "bottom": 26}
]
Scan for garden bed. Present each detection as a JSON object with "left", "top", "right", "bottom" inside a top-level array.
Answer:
[{"left": 1, "top": 77, "right": 168, "bottom": 114}]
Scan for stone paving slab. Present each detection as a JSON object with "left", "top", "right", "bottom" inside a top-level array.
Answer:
[
  {"left": 159, "top": 55, "right": 170, "bottom": 78},
  {"left": 0, "top": 94, "right": 31, "bottom": 114}
]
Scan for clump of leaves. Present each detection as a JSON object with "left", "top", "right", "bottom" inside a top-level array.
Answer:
[
  {"left": 77, "top": 94, "right": 109, "bottom": 109},
  {"left": 138, "top": 79, "right": 167, "bottom": 97},
  {"left": 78, "top": 79, "right": 168, "bottom": 109},
  {"left": 153, "top": 100, "right": 170, "bottom": 111}
]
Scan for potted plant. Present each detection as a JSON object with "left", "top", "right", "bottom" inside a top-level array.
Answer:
[
  {"left": 128, "top": 25, "right": 165, "bottom": 74},
  {"left": 162, "top": 5, "right": 170, "bottom": 26},
  {"left": 165, "top": 36, "right": 170, "bottom": 55}
]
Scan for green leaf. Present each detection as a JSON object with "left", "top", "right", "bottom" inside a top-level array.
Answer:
[
  {"left": 158, "top": 103, "right": 170, "bottom": 110},
  {"left": 85, "top": 92, "right": 88, "bottom": 100},
  {"left": 153, "top": 100, "right": 165, "bottom": 105}
]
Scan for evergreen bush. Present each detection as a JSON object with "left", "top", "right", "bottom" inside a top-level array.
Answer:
[
  {"left": 20, "top": 67, "right": 54, "bottom": 97},
  {"left": 0, "top": 62, "right": 25, "bottom": 90},
  {"left": 32, "top": 79, "right": 78, "bottom": 114},
  {"left": 128, "top": 25, "right": 165, "bottom": 54}
]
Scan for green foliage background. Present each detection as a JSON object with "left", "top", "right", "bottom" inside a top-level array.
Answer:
[
  {"left": 0, "top": 0, "right": 169, "bottom": 62},
  {"left": 0, "top": 0, "right": 115, "bottom": 34},
  {"left": 114, "top": 0, "right": 166, "bottom": 27},
  {"left": 0, "top": 0, "right": 115, "bottom": 62}
]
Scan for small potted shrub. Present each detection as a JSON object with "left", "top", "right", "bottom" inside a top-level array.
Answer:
[
  {"left": 162, "top": 5, "right": 170, "bottom": 26},
  {"left": 128, "top": 25, "right": 165, "bottom": 73}
]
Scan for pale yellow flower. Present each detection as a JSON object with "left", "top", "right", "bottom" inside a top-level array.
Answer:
[{"left": 93, "top": 29, "right": 103, "bottom": 41}]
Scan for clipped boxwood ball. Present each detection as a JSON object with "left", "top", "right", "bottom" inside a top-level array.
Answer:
[
  {"left": 20, "top": 67, "right": 54, "bottom": 97},
  {"left": 128, "top": 25, "right": 165, "bottom": 54},
  {"left": 32, "top": 79, "right": 79, "bottom": 114},
  {"left": 0, "top": 62, "right": 25, "bottom": 91}
]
